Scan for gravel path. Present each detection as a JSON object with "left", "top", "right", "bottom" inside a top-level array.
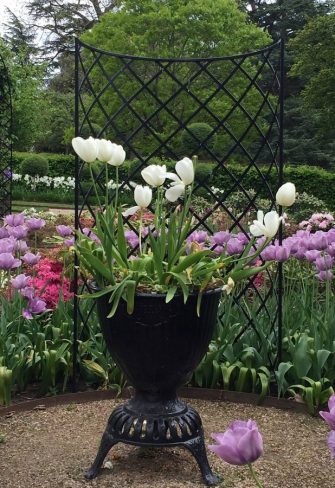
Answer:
[{"left": 0, "top": 398, "right": 333, "bottom": 488}]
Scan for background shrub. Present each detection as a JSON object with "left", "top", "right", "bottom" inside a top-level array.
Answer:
[
  {"left": 21, "top": 155, "right": 49, "bottom": 177},
  {"left": 181, "top": 123, "right": 217, "bottom": 160}
]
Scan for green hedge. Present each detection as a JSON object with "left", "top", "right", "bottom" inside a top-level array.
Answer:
[
  {"left": 12, "top": 152, "right": 335, "bottom": 209},
  {"left": 13, "top": 152, "right": 74, "bottom": 178}
]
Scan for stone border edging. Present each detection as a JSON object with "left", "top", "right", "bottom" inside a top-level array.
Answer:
[{"left": 0, "top": 387, "right": 307, "bottom": 417}]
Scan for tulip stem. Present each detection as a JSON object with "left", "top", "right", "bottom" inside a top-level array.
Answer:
[
  {"left": 89, "top": 165, "right": 102, "bottom": 211},
  {"left": 139, "top": 209, "right": 143, "bottom": 255},
  {"left": 115, "top": 167, "right": 119, "bottom": 211},
  {"left": 248, "top": 463, "right": 264, "bottom": 488}
]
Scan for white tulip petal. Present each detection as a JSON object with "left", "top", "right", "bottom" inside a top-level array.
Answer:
[
  {"left": 276, "top": 182, "right": 296, "bottom": 207},
  {"left": 256, "top": 210, "right": 264, "bottom": 223},
  {"left": 263, "top": 211, "right": 280, "bottom": 238},
  {"left": 249, "top": 224, "right": 265, "bottom": 237},
  {"left": 141, "top": 165, "right": 166, "bottom": 187},
  {"left": 134, "top": 185, "right": 152, "bottom": 208},
  {"left": 96, "top": 139, "right": 114, "bottom": 162},
  {"left": 107, "top": 144, "right": 126, "bottom": 166},
  {"left": 175, "top": 157, "right": 194, "bottom": 185},
  {"left": 165, "top": 183, "right": 185, "bottom": 202},
  {"left": 123, "top": 206, "right": 140, "bottom": 217},
  {"left": 72, "top": 137, "right": 98, "bottom": 163}
]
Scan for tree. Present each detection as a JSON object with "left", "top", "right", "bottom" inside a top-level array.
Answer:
[
  {"left": 290, "top": 14, "right": 335, "bottom": 142},
  {"left": 26, "top": 0, "right": 119, "bottom": 60},
  {"left": 80, "top": 0, "right": 271, "bottom": 160}
]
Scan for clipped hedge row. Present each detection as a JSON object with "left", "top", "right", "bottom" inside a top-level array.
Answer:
[
  {"left": 13, "top": 152, "right": 74, "bottom": 178},
  {"left": 12, "top": 152, "right": 335, "bottom": 209}
]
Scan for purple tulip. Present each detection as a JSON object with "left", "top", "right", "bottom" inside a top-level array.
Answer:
[
  {"left": 82, "top": 227, "right": 101, "bottom": 244},
  {"left": 26, "top": 218, "right": 45, "bottom": 231},
  {"left": 237, "top": 232, "right": 250, "bottom": 245},
  {"left": 7, "top": 225, "right": 28, "bottom": 240},
  {"left": 315, "top": 255, "right": 334, "bottom": 271},
  {"left": 22, "top": 298, "right": 47, "bottom": 320},
  {"left": 0, "top": 253, "right": 21, "bottom": 270},
  {"left": 261, "top": 245, "right": 276, "bottom": 261},
  {"left": 4, "top": 213, "right": 25, "bottom": 227},
  {"left": 326, "top": 230, "right": 335, "bottom": 244},
  {"left": 212, "top": 231, "right": 230, "bottom": 246},
  {"left": 304, "top": 250, "right": 321, "bottom": 262},
  {"left": 0, "top": 227, "right": 9, "bottom": 239},
  {"left": 213, "top": 245, "right": 224, "bottom": 255},
  {"left": 187, "top": 230, "right": 208, "bottom": 244},
  {"left": 316, "top": 270, "right": 334, "bottom": 281},
  {"left": 20, "top": 287, "right": 35, "bottom": 300},
  {"left": 64, "top": 237, "right": 75, "bottom": 247},
  {"left": 320, "top": 394, "right": 335, "bottom": 429},
  {"left": 15, "top": 240, "right": 29, "bottom": 253},
  {"left": 0, "top": 237, "right": 17, "bottom": 253},
  {"left": 328, "top": 431, "right": 335, "bottom": 459},
  {"left": 227, "top": 238, "right": 244, "bottom": 256},
  {"left": 328, "top": 243, "right": 335, "bottom": 257},
  {"left": 56, "top": 225, "right": 73, "bottom": 237},
  {"left": 3, "top": 168, "right": 12, "bottom": 179},
  {"left": 262, "top": 244, "right": 290, "bottom": 262},
  {"left": 208, "top": 420, "right": 263, "bottom": 466},
  {"left": 309, "top": 234, "right": 328, "bottom": 250},
  {"left": 22, "top": 252, "right": 41, "bottom": 266},
  {"left": 11, "top": 274, "right": 30, "bottom": 289}
]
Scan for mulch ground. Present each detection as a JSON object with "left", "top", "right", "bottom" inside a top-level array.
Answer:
[{"left": 0, "top": 398, "right": 333, "bottom": 488}]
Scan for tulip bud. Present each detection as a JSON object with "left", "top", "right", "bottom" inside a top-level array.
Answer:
[
  {"left": 175, "top": 157, "right": 194, "bottom": 185},
  {"left": 72, "top": 137, "right": 98, "bottom": 163},
  {"left": 141, "top": 165, "right": 166, "bottom": 187},
  {"left": 96, "top": 139, "right": 114, "bottom": 162},
  {"left": 134, "top": 185, "right": 152, "bottom": 208},
  {"left": 276, "top": 182, "right": 296, "bottom": 207},
  {"left": 107, "top": 144, "right": 126, "bottom": 166}
]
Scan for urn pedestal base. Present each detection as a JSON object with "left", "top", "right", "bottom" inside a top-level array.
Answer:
[{"left": 85, "top": 394, "right": 220, "bottom": 486}]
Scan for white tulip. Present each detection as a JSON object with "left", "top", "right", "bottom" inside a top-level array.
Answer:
[
  {"left": 72, "top": 137, "right": 98, "bottom": 163},
  {"left": 175, "top": 157, "right": 194, "bottom": 185},
  {"left": 107, "top": 143, "right": 126, "bottom": 166},
  {"left": 134, "top": 185, "right": 152, "bottom": 208},
  {"left": 141, "top": 165, "right": 167, "bottom": 187},
  {"left": 165, "top": 183, "right": 185, "bottom": 202},
  {"left": 276, "top": 182, "right": 296, "bottom": 207},
  {"left": 96, "top": 139, "right": 114, "bottom": 162},
  {"left": 249, "top": 210, "right": 283, "bottom": 238}
]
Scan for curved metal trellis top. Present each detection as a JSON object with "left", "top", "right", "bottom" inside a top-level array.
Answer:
[
  {"left": 73, "top": 38, "right": 285, "bottom": 382},
  {"left": 0, "top": 51, "right": 13, "bottom": 218}
]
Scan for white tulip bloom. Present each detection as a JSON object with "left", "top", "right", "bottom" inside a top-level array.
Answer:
[
  {"left": 175, "top": 157, "right": 194, "bottom": 185},
  {"left": 276, "top": 182, "right": 296, "bottom": 207},
  {"left": 141, "top": 165, "right": 167, "bottom": 187},
  {"left": 96, "top": 139, "right": 115, "bottom": 162},
  {"left": 249, "top": 210, "right": 283, "bottom": 238},
  {"left": 165, "top": 182, "right": 185, "bottom": 202},
  {"left": 107, "top": 143, "right": 126, "bottom": 167},
  {"left": 123, "top": 185, "right": 152, "bottom": 217},
  {"left": 72, "top": 137, "right": 98, "bottom": 163}
]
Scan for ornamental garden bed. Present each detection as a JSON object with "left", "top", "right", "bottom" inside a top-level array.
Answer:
[{"left": 0, "top": 398, "right": 333, "bottom": 488}]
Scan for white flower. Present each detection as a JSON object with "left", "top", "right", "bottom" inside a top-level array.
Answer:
[
  {"left": 123, "top": 185, "right": 152, "bottom": 217},
  {"left": 96, "top": 139, "right": 115, "bottom": 162},
  {"left": 249, "top": 210, "right": 283, "bottom": 238},
  {"left": 107, "top": 143, "right": 126, "bottom": 167},
  {"left": 72, "top": 136, "right": 98, "bottom": 163},
  {"left": 175, "top": 157, "right": 194, "bottom": 185},
  {"left": 141, "top": 164, "right": 166, "bottom": 187},
  {"left": 276, "top": 182, "right": 296, "bottom": 207},
  {"left": 165, "top": 183, "right": 186, "bottom": 202},
  {"left": 223, "top": 277, "right": 235, "bottom": 295}
]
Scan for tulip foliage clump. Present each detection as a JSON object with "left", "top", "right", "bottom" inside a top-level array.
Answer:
[{"left": 73, "top": 137, "right": 296, "bottom": 316}]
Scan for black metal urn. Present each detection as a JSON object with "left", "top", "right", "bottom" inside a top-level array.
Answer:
[{"left": 85, "top": 288, "right": 222, "bottom": 486}]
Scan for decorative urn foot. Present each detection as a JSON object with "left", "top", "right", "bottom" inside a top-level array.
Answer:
[{"left": 85, "top": 393, "right": 221, "bottom": 486}]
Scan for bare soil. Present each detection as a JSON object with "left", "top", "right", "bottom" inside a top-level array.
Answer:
[{"left": 0, "top": 398, "right": 333, "bottom": 488}]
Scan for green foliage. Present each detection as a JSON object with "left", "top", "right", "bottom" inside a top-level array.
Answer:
[
  {"left": 288, "top": 192, "right": 329, "bottom": 222},
  {"left": 181, "top": 123, "right": 217, "bottom": 160},
  {"left": 290, "top": 14, "right": 335, "bottom": 141},
  {"left": 21, "top": 154, "right": 49, "bottom": 176},
  {"left": 13, "top": 152, "right": 74, "bottom": 178},
  {"left": 81, "top": 0, "right": 270, "bottom": 158}
]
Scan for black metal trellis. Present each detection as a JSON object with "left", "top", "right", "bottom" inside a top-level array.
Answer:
[
  {"left": 74, "top": 38, "right": 284, "bottom": 382},
  {"left": 0, "top": 52, "right": 12, "bottom": 218}
]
